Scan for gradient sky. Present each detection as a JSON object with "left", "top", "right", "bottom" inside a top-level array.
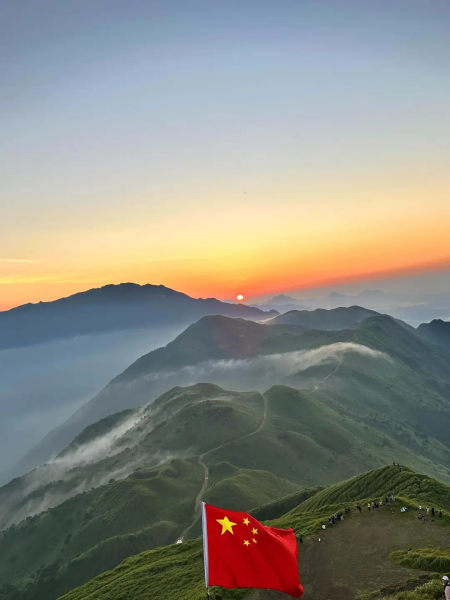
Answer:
[{"left": 1, "top": 0, "right": 450, "bottom": 310}]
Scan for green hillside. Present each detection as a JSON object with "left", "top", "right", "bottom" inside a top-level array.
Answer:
[
  {"left": 2, "top": 309, "right": 450, "bottom": 599},
  {"left": 3, "top": 367, "right": 450, "bottom": 598},
  {"left": 57, "top": 465, "right": 450, "bottom": 600},
  {"left": 269, "top": 305, "right": 378, "bottom": 329},
  {"left": 16, "top": 309, "right": 450, "bottom": 470}
]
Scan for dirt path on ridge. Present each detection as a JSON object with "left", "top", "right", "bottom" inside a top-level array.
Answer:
[{"left": 177, "top": 393, "right": 268, "bottom": 542}]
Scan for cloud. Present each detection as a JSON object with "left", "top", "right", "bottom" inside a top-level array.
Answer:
[
  {"left": 140, "top": 342, "right": 391, "bottom": 388},
  {"left": 0, "top": 342, "right": 390, "bottom": 530},
  {"left": 0, "top": 409, "right": 148, "bottom": 530}
]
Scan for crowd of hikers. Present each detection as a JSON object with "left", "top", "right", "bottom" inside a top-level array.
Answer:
[{"left": 317, "top": 490, "right": 444, "bottom": 532}]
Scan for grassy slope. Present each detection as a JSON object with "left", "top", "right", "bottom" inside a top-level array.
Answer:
[
  {"left": 203, "top": 386, "right": 450, "bottom": 487},
  {"left": 58, "top": 465, "right": 450, "bottom": 600},
  {"left": 3, "top": 312, "right": 450, "bottom": 599},
  {"left": 0, "top": 458, "right": 298, "bottom": 600}
]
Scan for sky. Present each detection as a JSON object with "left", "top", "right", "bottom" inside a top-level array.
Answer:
[{"left": 1, "top": 0, "right": 450, "bottom": 310}]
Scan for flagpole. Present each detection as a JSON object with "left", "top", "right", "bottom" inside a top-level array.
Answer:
[{"left": 202, "top": 502, "right": 210, "bottom": 598}]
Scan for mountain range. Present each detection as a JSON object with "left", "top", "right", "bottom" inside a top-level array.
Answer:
[
  {"left": 8, "top": 307, "right": 450, "bottom": 480},
  {"left": 4, "top": 463, "right": 450, "bottom": 600},
  {"left": 254, "top": 289, "right": 450, "bottom": 325},
  {"left": 0, "top": 283, "right": 276, "bottom": 351},
  {"left": 1, "top": 303, "right": 450, "bottom": 598}
]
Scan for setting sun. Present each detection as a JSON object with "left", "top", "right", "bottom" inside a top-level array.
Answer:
[{"left": 237, "top": 294, "right": 244, "bottom": 301}]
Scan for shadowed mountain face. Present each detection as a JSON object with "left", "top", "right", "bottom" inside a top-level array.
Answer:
[
  {"left": 267, "top": 305, "right": 378, "bottom": 329},
  {"left": 10, "top": 308, "right": 450, "bottom": 479},
  {"left": 417, "top": 319, "right": 450, "bottom": 351},
  {"left": 0, "top": 283, "right": 276, "bottom": 351}
]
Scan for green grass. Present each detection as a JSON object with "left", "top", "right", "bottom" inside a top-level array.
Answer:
[
  {"left": 57, "top": 464, "right": 450, "bottom": 600},
  {"left": 4, "top": 309, "right": 450, "bottom": 599},
  {"left": 390, "top": 548, "right": 450, "bottom": 573},
  {"left": 373, "top": 580, "right": 447, "bottom": 600}
]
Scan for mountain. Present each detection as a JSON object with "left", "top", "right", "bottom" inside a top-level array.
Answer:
[
  {"left": 417, "top": 319, "right": 450, "bottom": 351},
  {"left": 2, "top": 358, "right": 450, "bottom": 600},
  {"left": 2, "top": 305, "right": 450, "bottom": 599},
  {"left": 268, "top": 305, "right": 378, "bottom": 329},
  {"left": 250, "top": 302, "right": 308, "bottom": 313},
  {"left": 265, "top": 294, "right": 300, "bottom": 305},
  {"left": 10, "top": 307, "right": 450, "bottom": 479},
  {"left": 2, "top": 308, "right": 450, "bottom": 599},
  {"left": 0, "top": 283, "right": 277, "bottom": 351},
  {"left": 55, "top": 465, "right": 450, "bottom": 600}
]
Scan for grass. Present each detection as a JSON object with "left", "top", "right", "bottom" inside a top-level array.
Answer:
[
  {"left": 57, "top": 464, "right": 450, "bottom": 600},
  {"left": 390, "top": 548, "right": 450, "bottom": 573}
]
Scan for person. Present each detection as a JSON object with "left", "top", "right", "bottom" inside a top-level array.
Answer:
[
  {"left": 418, "top": 504, "right": 422, "bottom": 510},
  {"left": 432, "top": 507, "right": 435, "bottom": 517},
  {"left": 300, "top": 535, "right": 304, "bottom": 542},
  {"left": 427, "top": 507, "right": 430, "bottom": 515},
  {"left": 440, "top": 510, "right": 443, "bottom": 518},
  {"left": 368, "top": 503, "right": 371, "bottom": 511},
  {"left": 443, "top": 576, "right": 450, "bottom": 600}
]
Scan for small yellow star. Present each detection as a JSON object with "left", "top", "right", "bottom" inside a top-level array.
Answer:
[
  {"left": 243, "top": 518, "right": 250, "bottom": 526},
  {"left": 252, "top": 528, "right": 258, "bottom": 535},
  {"left": 216, "top": 516, "right": 237, "bottom": 535},
  {"left": 244, "top": 540, "right": 250, "bottom": 546},
  {"left": 252, "top": 538, "right": 257, "bottom": 544}
]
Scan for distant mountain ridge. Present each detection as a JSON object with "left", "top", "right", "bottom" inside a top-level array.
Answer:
[
  {"left": 268, "top": 305, "right": 378, "bottom": 329},
  {"left": 0, "top": 283, "right": 277, "bottom": 350},
  {"left": 417, "top": 319, "right": 450, "bottom": 351},
  {"left": 8, "top": 306, "right": 450, "bottom": 482}
]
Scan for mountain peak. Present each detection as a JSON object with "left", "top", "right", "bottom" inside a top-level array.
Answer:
[{"left": 266, "top": 294, "right": 299, "bottom": 305}]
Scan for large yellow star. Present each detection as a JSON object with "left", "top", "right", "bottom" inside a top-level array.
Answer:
[
  {"left": 252, "top": 528, "right": 258, "bottom": 535},
  {"left": 243, "top": 518, "right": 250, "bottom": 526},
  {"left": 216, "top": 516, "right": 238, "bottom": 535}
]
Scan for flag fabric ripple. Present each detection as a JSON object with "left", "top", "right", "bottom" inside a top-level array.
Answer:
[{"left": 202, "top": 502, "right": 304, "bottom": 597}]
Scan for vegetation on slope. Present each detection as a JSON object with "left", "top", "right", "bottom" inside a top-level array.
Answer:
[
  {"left": 59, "top": 465, "right": 450, "bottom": 600},
  {"left": 390, "top": 548, "right": 450, "bottom": 573}
]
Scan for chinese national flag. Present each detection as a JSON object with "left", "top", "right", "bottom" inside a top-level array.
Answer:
[{"left": 202, "top": 502, "right": 303, "bottom": 598}]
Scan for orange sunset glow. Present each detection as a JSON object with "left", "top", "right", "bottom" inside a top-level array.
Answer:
[{"left": 1, "top": 1, "right": 450, "bottom": 311}]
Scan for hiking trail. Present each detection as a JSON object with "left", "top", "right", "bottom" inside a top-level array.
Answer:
[{"left": 176, "top": 392, "right": 268, "bottom": 543}]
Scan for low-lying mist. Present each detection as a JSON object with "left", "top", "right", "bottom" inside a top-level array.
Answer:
[
  {"left": 136, "top": 341, "right": 392, "bottom": 391},
  {"left": 0, "top": 323, "right": 185, "bottom": 475},
  {"left": 0, "top": 341, "right": 391, "bottom": 530}
]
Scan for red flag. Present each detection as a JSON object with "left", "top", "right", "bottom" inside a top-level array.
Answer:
[{"left": 202, "top": 502, "right": 303, "bottom": 598}]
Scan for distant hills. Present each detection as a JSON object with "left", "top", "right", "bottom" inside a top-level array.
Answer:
[
  {"left": 2, "top": 303, "right": 450, "bottom": 599},
  {"left": 0, "top": 283, "right": 277, "bottom": 350},
  {"left": 268, "top": 305, "right": 378, "bottom": 329},
  {"left": 417, "top": 319, "right": 450, "bottom": 351},
  {"left": 9, "top": 307, "right": 450, "bottom": 479},
  {"left": 253, "top": 289, "right": 450, "bottom": 325}
]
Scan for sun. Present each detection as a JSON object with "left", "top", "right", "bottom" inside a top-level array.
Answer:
[{"left": 237, "top": 294, "right": 244, "bottom": 301}]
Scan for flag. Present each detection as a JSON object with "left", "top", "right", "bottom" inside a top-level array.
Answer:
[{"left": 202, "top": 502, "right": 304, "bottom": 597}]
